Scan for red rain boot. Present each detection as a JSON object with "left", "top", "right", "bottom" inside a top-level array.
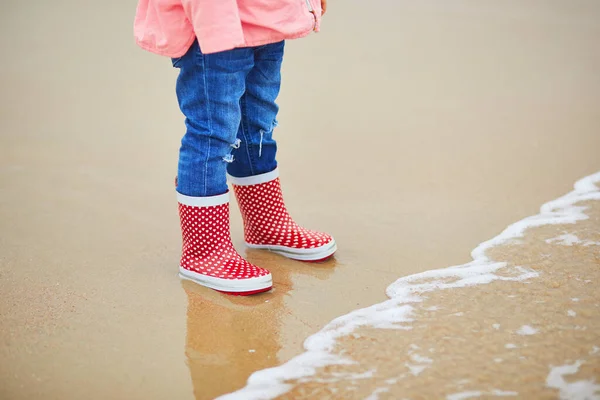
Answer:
[
  {"left": 177, "top": 191, "right": 272, "bottom": 295},
  {"left": 228, "top": 168, "right": 337, "bottom": 262}
]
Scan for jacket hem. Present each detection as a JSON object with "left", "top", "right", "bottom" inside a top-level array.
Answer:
[
  {"left": 135, "top": 35, "right": 197, "bottom": 58},
  {"left": 241, "top": 27, "right": 314, "bottom": 50},
  {"left": 135, "top": 26, "right": 315, "bottom": 57}
]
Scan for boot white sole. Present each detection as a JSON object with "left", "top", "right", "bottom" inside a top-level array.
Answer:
[
  {"left": 245, "top": 239, "right": 337, "bottom": 261},
  {"left": 179, "top": 266, "right": 273, "bottom": 294}
]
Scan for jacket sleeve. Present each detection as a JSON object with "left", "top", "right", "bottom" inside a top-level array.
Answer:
[{"left": 181, "top": 0, "right": 246, "bottom": 54}]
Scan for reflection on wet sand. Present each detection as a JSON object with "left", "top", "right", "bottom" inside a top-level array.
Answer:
[{"left": 183, "top": 250, "right": 336, "bottom": 399}]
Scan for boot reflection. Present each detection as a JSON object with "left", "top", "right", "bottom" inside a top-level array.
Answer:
[{"left": 183, "top": 250, "right": 337, "bottom": 399}]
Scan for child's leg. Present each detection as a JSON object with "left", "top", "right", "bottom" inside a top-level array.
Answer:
[
  {"left": 226, "top": 41, "right": 285, "bottom": 178},
  {"left": 225, "top": 41, "right": 337, "bottom": 262},
  {"left": 174, "top": 40, "right": 254, "bottom": 196},
  {"left": 173, "top": 41, "right": 273, "bottom": 295}
]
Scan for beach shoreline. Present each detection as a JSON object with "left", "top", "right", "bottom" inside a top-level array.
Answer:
[{"left": 222, "top": 173, "right": 600, "bottom": 399}]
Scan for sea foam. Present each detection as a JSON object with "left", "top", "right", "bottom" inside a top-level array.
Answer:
[{"left": 219, "top": 172, "right": 600, "bottom": 400}]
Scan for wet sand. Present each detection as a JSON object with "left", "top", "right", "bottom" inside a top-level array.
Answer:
[
  {"left": 264, "top": 197, "right": 600, "bottom": 399},
  {"left": 1, "top": 1, "right": 600, "bottom": 399}
]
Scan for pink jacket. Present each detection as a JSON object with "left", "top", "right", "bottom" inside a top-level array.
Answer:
[{"left": 134, "top": 0, "right": 322, "bottom": 57}]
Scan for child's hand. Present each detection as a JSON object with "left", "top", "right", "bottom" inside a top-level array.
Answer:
[{"left": 321, "top": 0, "right": 327, "bottom": 15}]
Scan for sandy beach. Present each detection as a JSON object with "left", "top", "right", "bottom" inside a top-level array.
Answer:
[{"left": 1, "top": 1, "right": 599, "bottom": 399}]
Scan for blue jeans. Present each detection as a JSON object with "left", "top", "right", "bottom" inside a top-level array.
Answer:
[{"left": 172, "top": 39, "right": 284, "bottom": 197}]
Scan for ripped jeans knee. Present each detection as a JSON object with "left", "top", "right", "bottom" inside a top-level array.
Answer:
[
  {"left": 222, "top": 138, "right": 242, "bottom": 163},
  {"left": 258, "top": 119, "right": 278, "bottom": 158}
]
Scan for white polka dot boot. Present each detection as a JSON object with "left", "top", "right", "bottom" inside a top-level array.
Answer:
[
  {"left": 228, "top": 168, "right": 337, "bottom": 262},
  {"left": 177, "top": 191, "right": 272, "bottom": 295}
]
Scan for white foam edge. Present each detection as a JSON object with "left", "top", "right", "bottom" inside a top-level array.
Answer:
[
  {"left": 546, "top": 358, "right": 600, "bottom": 399},
  {"left": 217, "top": 171, "right": 600, "bottom": 400}
]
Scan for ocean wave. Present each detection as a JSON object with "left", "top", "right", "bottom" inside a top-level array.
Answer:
[{"left": 218, "top": 171, "right": 600, "bottom": 400}]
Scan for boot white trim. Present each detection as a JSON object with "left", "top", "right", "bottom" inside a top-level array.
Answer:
[
  {"left": 246, "top": 239, "right": 337, "bottom": 261},
  {"left": 176, "top": 191, "right": 229, "bottom": 207},
  {"left": 179, "top": 267, "right": 273, "bottom": 292},
  {"left": 227, "top": 168, "right": 279, "bottom": 186}
]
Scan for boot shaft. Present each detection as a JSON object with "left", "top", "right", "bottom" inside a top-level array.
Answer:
[{"left": 177, "top": 192, "right": 235, "bottom": 259}]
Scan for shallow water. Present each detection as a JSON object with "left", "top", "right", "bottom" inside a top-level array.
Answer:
[
  {"left": 1, "top": 1, "right": 600, "bottom": 399},
  {"left": 224, "top": 175, "right": 600, "bottom": 399}
]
